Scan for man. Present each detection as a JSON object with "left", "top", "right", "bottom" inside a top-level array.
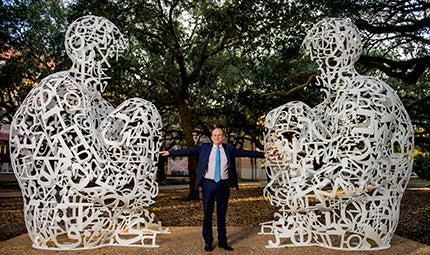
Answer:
[{"left": 159, "top": 128, "right": 272, "bottom": 252}]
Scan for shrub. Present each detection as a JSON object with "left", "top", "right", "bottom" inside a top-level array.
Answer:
[{"left": 413, "top": 154, "right": 430, "bottom": 180}]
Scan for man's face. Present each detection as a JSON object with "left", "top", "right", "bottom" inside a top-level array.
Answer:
[{"left": 211, "top": 129, "right": 225, "bottom": 146}]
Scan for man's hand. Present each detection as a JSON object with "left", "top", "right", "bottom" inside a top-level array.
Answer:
[
  {"left": 159, "top": 151, "right": 170, "bottom": 156},
  {"left": 264, "top": 153, "right": 275, "bottom": 160}
]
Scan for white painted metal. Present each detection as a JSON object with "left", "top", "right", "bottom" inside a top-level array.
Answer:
[
  {"left": 9, "top": 15, "right": 168, "bottom": 250},
  {"left": 260, "top": 18, "right": 414, "bottom": 250}
]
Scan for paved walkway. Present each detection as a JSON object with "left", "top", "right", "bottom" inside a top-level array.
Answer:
[{"left": 1, "top": 227, "right": 429, "bottom": 255}]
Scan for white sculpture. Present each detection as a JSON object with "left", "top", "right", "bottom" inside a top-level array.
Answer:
[
  {"left": 9, "top": 15, "right": 168, "bottom": 250},
  {"left": 260, "top": 18, "right": 414, "bottom": 250}
]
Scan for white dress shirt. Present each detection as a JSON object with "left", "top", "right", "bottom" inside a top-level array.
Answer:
[{"left": 205, "top": 144, "right": 229, "bottom": 180}]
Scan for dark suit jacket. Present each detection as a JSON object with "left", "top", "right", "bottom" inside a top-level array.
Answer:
[{"left": 168, "top": 143, "right": 265, "bottom": 190}]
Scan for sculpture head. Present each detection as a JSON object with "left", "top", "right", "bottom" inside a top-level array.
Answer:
[
  {"left": 303, "top": 18, "right": 362, "bottom": 91},
  {"left": 65, "top": 15, "right": 126, "bottom": 91}
]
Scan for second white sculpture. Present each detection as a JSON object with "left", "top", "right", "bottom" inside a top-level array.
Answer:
[{"left": 260, "top": 18, "right": 414, "bottom": 250}]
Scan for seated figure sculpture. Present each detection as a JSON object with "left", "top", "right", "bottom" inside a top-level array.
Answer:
[
  {"left": 260, "top": 18, "right": 414, "bottom": 250},
  {"left": 9, "top": 15, "right": 168, "bottom": 250}
]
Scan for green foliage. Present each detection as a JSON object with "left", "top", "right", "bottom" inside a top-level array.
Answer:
[
  {"left": 0, "top": 0, "right": 71, "bottom": 122},
  {"left": 1, "top": 0, "right": 429, "bottom": 155},
  {"left": 414, "top": 154, "right": 430, "bottom": 180},
  {"left": 1, "top": 0, "right": 428, "bottom": 199},
  {"left": 0, "top": 181, "right": 20, "bottom": 190},
  {"left": 397, "top": 70, "right": 430, "bottom": 151}
]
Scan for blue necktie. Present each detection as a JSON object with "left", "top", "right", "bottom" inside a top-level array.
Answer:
[{"left": 214, "top": 147, "right": 221, "bottom": 182}]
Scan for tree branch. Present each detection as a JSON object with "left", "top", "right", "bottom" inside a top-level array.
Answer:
[
  {"left": 358, "top": 55, "right": 430, "bottom": 84},
  {"left": 263, "top": 71, "right": 319, "bottom": 97},
  {"left": 355, "top": 17, "right": 430, "bottom": 34}
]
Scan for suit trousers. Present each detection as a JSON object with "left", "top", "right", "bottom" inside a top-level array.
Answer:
[{"left": 201, "top": 178, "right": 230, "bottom": 246}]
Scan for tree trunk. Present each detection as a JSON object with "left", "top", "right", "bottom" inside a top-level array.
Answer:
[
  {"left": 187, "top": 156, "right": 199, "bottom": 200},
  {"left": 177, "top": 100, "right": 200, "bottom": 200},
  {"left": 156, "top": 154, "right": 167, "bottom": 184}
]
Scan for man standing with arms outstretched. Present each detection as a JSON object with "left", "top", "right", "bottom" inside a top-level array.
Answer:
[{"left": 159, "top": 128, "right": 272, "bottom": 252}]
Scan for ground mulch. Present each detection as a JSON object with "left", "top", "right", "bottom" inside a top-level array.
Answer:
[{"left": 1, "top": 184, "right": 429, "bottom": 246}]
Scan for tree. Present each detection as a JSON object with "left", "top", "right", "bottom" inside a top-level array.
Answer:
[
  {"left": 68, "top": 0, "right": 311, "bottom": 199},
  {"left": 344, "top": 0, "right": 430, "bottom": 150},
  {"left": 1, "top": 0, "right": 429, "bottom": 196},
  {"left": 0, "top": 0, "right": 71, "bottom": 123}
]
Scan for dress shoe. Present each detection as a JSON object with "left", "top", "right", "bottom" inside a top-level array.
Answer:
[
  {"left": 218, "top": 244, "right": 234, "bottom": 251},
  {"left": 204, "top": 244, "right": 214, "bottom": 252}
]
